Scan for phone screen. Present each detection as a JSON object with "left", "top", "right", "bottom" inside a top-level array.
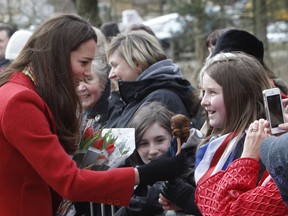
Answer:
[{"left": 267, "top": 94, "right": 284, "bottom": 127}]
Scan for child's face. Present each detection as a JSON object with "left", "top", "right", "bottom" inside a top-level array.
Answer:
[
  {"left": 137, "top": 122, "right": 171, "bottom": 164},
  {"left": 201, "top": 73, "right": 226, "bottom": 129}
]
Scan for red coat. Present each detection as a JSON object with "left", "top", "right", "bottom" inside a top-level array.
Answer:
[
  {"left": 195, "top": 158, "right": 288, "bottom": 215},
  {"left": 0, "top": 72, "right": 135, "bottom": 216}
]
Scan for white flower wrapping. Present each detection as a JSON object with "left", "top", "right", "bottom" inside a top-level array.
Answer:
[
  {"left": 103, "top": 128, "right": 135, "bottom": 168},
  {"left": 79, "top": 128, "right": 135, "bottom": 170}
]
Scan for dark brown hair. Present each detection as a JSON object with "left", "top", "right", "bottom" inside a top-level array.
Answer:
[
  {"left": 0, "top": 25, "right": 16, "bottom": 38},
  {"left": 0, "top": 13, "right": 97, "bottom": 154}
]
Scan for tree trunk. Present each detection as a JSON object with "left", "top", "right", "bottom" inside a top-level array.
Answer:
[
  {"left": 193, "top": 0, "right": 206, "bottom": 81},
  {"left": 253, "top": 0, "right": 273, "bottom": 67},
  {"left": 75, "top": 0, "right": 101, "bottom": 27}
]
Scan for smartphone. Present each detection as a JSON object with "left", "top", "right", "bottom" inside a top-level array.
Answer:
[{"left": 263, "top": 88, "right": 286, "bottom": 134}]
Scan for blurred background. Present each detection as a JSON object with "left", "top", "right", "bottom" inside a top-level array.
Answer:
[{"left": 1, "top": 0, "right": 287, "bottom": 85}]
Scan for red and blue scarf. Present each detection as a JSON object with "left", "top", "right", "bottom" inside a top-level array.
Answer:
[{"left": 195, "top": 132, "right": 245, "bottom": 185}]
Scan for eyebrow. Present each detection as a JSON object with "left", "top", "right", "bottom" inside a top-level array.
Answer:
[
  {"left": 141, "top": 135, "right": 167, "bottom": 142},
  {"left": 109, "top": 60, "right": 118, "bottom": 66},
  {"left": 202, "top": 86, "right": 222, "bottom": 92},
  {"left": 83, "top": 57, "right": 93, "bottom": 61}
]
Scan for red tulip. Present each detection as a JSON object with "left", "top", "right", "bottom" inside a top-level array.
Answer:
[
  {"left": 106, "top": 144, "right": 115, "bottom": 155},
  {"left": 83, "top": 127, "right": 94, "bottom": 140},
  {"left": 93, "top": 138, "right": 104, "bottom": 149}
]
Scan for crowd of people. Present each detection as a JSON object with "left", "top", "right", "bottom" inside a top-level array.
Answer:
[{"left": 0, "top": 12, "right": 288, "bottom": 216}]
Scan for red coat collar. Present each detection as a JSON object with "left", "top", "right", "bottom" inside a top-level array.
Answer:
[{"left": 9, "top": 71, "right": 36, "bottom": 91}]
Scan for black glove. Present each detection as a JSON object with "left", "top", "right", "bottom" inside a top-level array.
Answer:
[
  {"left": 161, "top": 178, "right": 202, "bottom": 215},
  {"left": 115, "top": 184, "right": 163, "bottom": 216},
  {"left": 137, "top": 151, "right": 186, "bottom": 185}
]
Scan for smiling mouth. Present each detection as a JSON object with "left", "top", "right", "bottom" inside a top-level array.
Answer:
[
  {"left": 79, "top": 94, "right": 90, "bottom": 98},
  {"left": 207, "top": 110, "right": 215, "bottom": 115}
]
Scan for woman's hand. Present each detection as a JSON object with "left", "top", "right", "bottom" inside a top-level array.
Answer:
[{"left": 241, "top": 119, "right": 269, "bottom": 161}]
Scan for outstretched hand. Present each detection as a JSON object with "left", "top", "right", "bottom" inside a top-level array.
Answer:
[{"left": 136, "top": 151, "right": 186, "bottom": 185}]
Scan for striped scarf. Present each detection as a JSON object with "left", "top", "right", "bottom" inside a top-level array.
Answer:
[{"left": 195, "top": 132, "right": 245, "bottom": 185}]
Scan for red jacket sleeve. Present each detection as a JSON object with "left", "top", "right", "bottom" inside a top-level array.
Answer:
[
  {"left": 195, "top": 158, "right": 288, "bottom": 216},
  {"left": 1, "top": 86, "right": 135, "bottom": 206}
]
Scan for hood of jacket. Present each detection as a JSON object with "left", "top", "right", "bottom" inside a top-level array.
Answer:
[{"left": 118, "top": 59, "right": 196, "bottom": 113}]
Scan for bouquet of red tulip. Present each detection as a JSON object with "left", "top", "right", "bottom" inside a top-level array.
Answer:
[
  {"left": 74, "top": 127, "right": 135, "bottom": 171},
  {"left": 57, "top": 127, "right": 135, "bottom": 216}
]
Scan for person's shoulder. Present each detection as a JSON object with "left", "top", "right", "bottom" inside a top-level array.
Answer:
[
  {"left": 147, "top": 89, "right": 185, "bottom": 108},
  {"left": 2, "top": 73, "right": 35, "bottom": 93},
  {"left": 0, "top": 73, "right": 44, "bottom": 109},
  {"left": 148, "top": 88, "right": 179, "bottom": 98}
]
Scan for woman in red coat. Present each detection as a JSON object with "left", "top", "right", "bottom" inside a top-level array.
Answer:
[{"left": 0, "top": 13, "right": 185, "bottom": 216}]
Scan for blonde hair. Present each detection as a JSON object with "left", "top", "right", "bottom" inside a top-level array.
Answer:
[{"left": 106, "top": 30, "right": 167, "bottom": 74}]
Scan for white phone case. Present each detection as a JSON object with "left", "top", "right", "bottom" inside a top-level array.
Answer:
[{"left": 263, "top": 88, "right": 286, "bottom": 134}]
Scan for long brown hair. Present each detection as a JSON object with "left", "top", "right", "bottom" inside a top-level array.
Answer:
[
  {"left": 0, "top": 13, "right": 97, "bottom": 154},
  {"left": 200, "top": 52, "right": 272, "bottom": 145}
]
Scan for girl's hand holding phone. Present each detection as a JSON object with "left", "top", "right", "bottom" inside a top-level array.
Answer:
[{"left": 241, "top": 119, "right": 269, "bottom": 161}]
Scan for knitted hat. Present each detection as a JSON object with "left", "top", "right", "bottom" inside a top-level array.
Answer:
[
  {"left": 212, "top": 29, "right": 264, "bottom": 64},
  {"left": 260, "top": 133, "right": 288, "bottom": 206}
]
